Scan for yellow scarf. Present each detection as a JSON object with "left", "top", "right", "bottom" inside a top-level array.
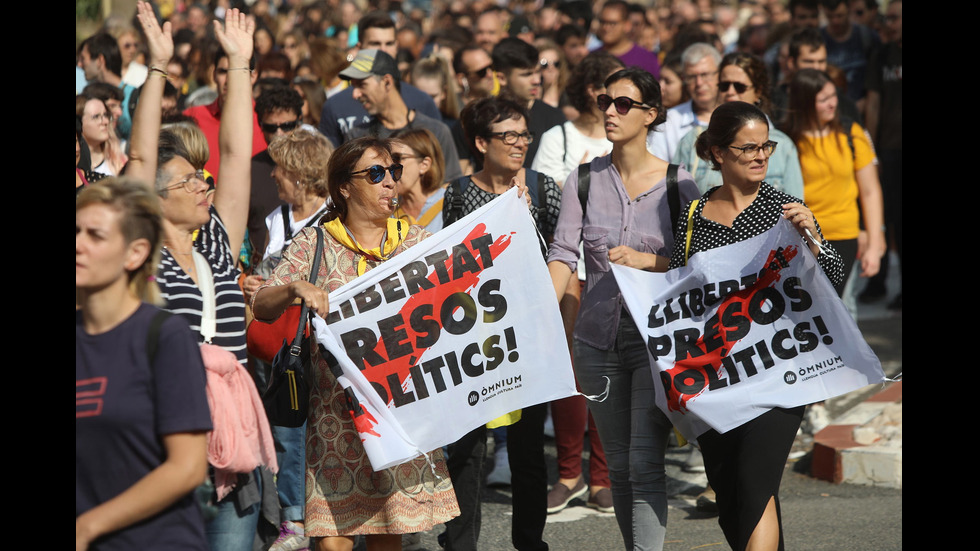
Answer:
[{"left": 323, "top": 217, "right": 409, "bottom": 276}]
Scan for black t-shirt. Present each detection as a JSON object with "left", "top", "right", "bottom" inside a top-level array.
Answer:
[
  {"left": 76, "top": 303, "right": 212, "bottom": 550},
  {"left": 526, "top": 100, "right": 566, "bottom": 169}
]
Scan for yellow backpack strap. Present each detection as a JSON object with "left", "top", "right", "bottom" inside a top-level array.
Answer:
[
  {"left": 683, "top": 199, "right": 699, "bottom": 266},
  {"left": 416, "top": 197, "right": 445, "bottom": 228}
]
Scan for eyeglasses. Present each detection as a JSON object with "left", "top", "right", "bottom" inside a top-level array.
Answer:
[
  {"left": 87, "top": 112, "right": 112, "bottom": 123},
  {"left": 539, "top": 59, "right": 561, "bottom": 70},
  {"left": 718, "top": 81, "right": 751, "bottom": 94},
  {"left": 488, "top": 131, "right": 533, "bottom": 145},
  {"left": 351, "top": 164, "right": 403, "bottom": 183},
  {"left": 729, "top": 141, "right": 778, "bottom": 159},
  {"left": 163, "top": 170, "right": 207, "bottom": 193},
  {"left": 261, "top": 119, "right": 301, "bottom": 133},
  {"left": 682, "top": 69, "right": 719, "bottom": 83},
  {"left": 469, "top": 64, "right": 493, "bottom": 79},
  {"left": 597, "top": 94, "right": 652, "bottom": 115}
]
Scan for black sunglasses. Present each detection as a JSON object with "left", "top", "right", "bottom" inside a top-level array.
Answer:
[
  {"left": 718, "top": 81, "right": 751, "bottom": 94},
  {"left": 470, "top": 64, "right": 492, "bottom": 78},
  {"left": 351, "top": 163, "right": 403, "bottom": 184},
  {"left": 261, "top": 119, "right": 301, "bottom": 133},
  {"left": 597, "top": 94, "right": 652, "bottom": 115}
]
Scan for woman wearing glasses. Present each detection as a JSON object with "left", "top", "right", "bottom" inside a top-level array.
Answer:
[
  {"left": 547, "top": 67, "right": 699, "bottom": 551},
  {"left": 673, "top": 53, "right": 804, "bottom": 199},
  {"left": 439, "top": 95, "right": 558, "bottom": 551},
  {"left": 667, "top": 101, "right": 843, "bottom": 551},
  {"left": 252, "top": 136, "right": 459, "bottom": 551}
]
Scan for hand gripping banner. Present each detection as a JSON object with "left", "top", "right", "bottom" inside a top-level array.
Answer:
[
  {"left": 612, "top": 220, "right": 886, "bottom": 440},
  {"left": 312, "top": 188, "right": 577, "bottom": 470}
]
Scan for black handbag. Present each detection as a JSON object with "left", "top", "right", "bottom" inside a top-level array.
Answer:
[{"left": 263, "top": 227, "right": 324, "bottom": 427}]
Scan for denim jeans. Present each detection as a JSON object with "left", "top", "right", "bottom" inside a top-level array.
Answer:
[
  {"left": 206, "top": 468, "right": 262, "bottom": 551},
  {"left": 573, "top": 317, "right": 670, "bottom": 551},
  {"left": 273, "top": 422, "right": 307, "bottom": 522}
]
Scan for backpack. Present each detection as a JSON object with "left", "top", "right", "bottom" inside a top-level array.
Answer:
[{"left": 576, "top": 161, "right": 683, "bottom": 236}]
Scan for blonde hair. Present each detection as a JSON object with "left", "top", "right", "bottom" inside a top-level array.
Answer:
[
  {"left": 76, "top": 177, "right": 164, "bottom": 305},
  {"left": 160, "top": 121, "right": 210, "bottom": 170},
  {"left": 267, "top": 131, "right": 334, "bottom": 197}
]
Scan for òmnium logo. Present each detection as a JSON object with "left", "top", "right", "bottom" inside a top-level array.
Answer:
[
  {"left": 783, "top": 371, "right": 797, "bottom": 384},
  {"left": 468, "top": 391, "right": 479, "bottom": 406}
]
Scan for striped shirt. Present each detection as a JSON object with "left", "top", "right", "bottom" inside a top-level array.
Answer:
[{"left": 156, "top": 208, "right": 248, "bottom": 364}]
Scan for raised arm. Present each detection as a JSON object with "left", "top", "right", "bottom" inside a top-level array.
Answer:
[
  {"left": 211, "top": 9, "right": 254, "bottom": 256},
  {"left": 125, "top": 1, "right": 173, "bottom": 186}
]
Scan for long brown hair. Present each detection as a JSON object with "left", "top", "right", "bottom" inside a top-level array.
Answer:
[
  {"left": 781, "top": 69, "right": 846, "bottom": 156},
  {"left": 325, "top": 136, "right": 393, "bottom": 221},
  {"left": 390, "top": 128, "right": 445, "bottom": 194}
]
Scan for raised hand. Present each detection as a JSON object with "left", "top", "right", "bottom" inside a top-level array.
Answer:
[
  {"left": 136, "top": 1, "right": 173, "bottom": 69},
  {"left": 214, "top": 8, "right": 255, "bottom": 66}
]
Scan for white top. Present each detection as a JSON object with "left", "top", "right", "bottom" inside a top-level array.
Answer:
[
  {"left": 263, "top": 203, "right": 328, "bottom": 260},
  {"left": 531, "top": 121, "right": 613, "bottom": 188},
  {"left": 646, "top": 100, "right": 704, "bottom": 162}
]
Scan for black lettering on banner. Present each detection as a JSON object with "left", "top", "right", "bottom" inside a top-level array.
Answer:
[
  {"left": 451, "top": 243, "right": 483, "bottom": 278},
  {"left": 647, "top": 334, "right": 671, "bottom": 360},
  {"left": 688, "top": 287, "right": 705, "bottom": 316},
  {"left": 747, "top": 286, "right": 785, "bottom": 325},
  {"left": 470, "top": 234, "right": 495, "bottom": 269},
  {"left": 409, "top": 363, "right": 430, "bottom": 399},
  {"left": 732, "top": 347, "right": 759, "bottom": 377},
  {"left": 793, "top": 321, "right": 819, "bottom": 353},
  {"left": 771, "top": 328, "right": 798, "bottom": 359},
  {"left": 388, "top": 372, "right": 415, "bottom": 406},
  {"left": 648, "top": 304, "right": 664, "bottom": 328},
  {"left": 379, "top": 271, "right": 407, "bottom": 303},
  {"left": 425, "top": 250, "right": 452, "bottom": 284},
  {"left": 460, "top": 342, "right": 484, "bottom": 377},
  {"left": 719, "top": 300, "right": 751, "bottom": 341},
  {"left": 478, "top": 279, "right": 508, "bottom": 322},
  {"left": 421, "top": 356, "right": 448, "bottom": 392},
  {"left": 354, "top": 286, "right": 383, "bottom": 314},
  {"left": 673, "top": 368, "right": 706, "bottom": 395},
  {"left": 401, "top": 260, "right": 435, "bottom": 295},
  {"left": 341, "top": 327, "right": 386, "bottom": 368},
  {"left": 482, "top": 335, "right": 504, "bottom": 371},
  {"left": 783, "top": 277, "right": 813, "bottom": 312},
  {"left": 673, "top": 328, "right": 704, "bottom": 361},
  {"left": 440, "top": 292, "right": 477, "bottom": 335},
  {"left": 378, "top": 313, "right": 413, "bottom": 361},
  {"left": 408, "top": 304, "right": 441, "bottom": 348}
]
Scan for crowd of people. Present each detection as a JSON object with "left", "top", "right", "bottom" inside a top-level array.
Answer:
[{"left": 77, "top": 1, "right": 901, "bottom": 550}]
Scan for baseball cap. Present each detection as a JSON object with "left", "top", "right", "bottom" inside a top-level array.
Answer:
[{"left": 339, "top": 48, "right": 399, "bottom": 81}]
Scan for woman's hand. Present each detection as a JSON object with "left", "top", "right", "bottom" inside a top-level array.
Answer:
[
  {"left": 510, "top": 176, "right": 532, "bottom": 208},
  {"left": 857, "top": 228, "right": 886, "bottom": 278},
  {"left": 782, "top": 203, "right": 822, "bottom": 256},
  {"left": 291, "top": 281, "right": 330, "bottom": 318},
  {"left": 214, "top": 8, "right": 255, "bottom": 66},
  {"left": 136, "top": 1, "right": 173, "bottom": 70},
  {"left": 242, "top": 274, "right": 264, "bottom": 303},
  {"left": 608, "top": 246, "right": 668, "bottom": 272}
]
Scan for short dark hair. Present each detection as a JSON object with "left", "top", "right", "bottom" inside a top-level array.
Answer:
[
  {"left": 604, "top": 67, "right": 667, "bottom": 128},
  {"left": 554, "top": 24, "right": 587, "bottom": 48},
  {"left": 83, "top": 82, "right": 124, "bottom": 103},
  {"left": 358, "top": 10, "right": 396, "bottom": 36},
  {"left": 491, "top": 37, "right": 539, "bottom": 73},
  {"left": 788, "top": 28, "right": 825, "bottom": 60},
  {"left": 566, "top": 51, "right": 623, "bottom": 114},
  {"left": 557, "top": 1, "right": 594, "bottom": 31},
  {"left": 255, "top": 85, "right": 304, "bottom": 120},
  {"left": 453, "top": 44, "right": 487, "bottom": 76},
  {"left": 600, "top": 0, "right": 630, "bottom": 21},
  {"left": 695, "top": 101, "right": 769, "bottom": 171},
  {"left": 326, "top": 136, "right": 394, "bottom": 222},
  {"left": 459, "top": 96, "right": 529, "bottom": 164},
  {"left": 83, "top": 33, "right": 123, "bottom": 76}
]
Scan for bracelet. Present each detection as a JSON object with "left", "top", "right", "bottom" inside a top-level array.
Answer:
[
  {"left": 148, "top": 66, "right": 168, "bottom": 77},
  {"left": 228, "top": 67, "right": 250, "bottom": 72}
]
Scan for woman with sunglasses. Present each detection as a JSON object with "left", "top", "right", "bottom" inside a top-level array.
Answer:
[
  {"left": 252, "top": 136, "right": 459, "bottom": 551},
  {"left": 781, "top": 68, "right": 885, "bottom": 298},
  {"left": 673, "top": 53, "right": 804, "bottom": 199},
  {"left": 667, "top": 101, "right": 844, "bottom": 551},
  {"left": 547, "top": 67, "right": 699, "bottom": 551}
]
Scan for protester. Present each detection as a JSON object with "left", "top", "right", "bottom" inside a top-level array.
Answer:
[
  {"left": 77, "top": 96, "right": 126, "bottom": 176},
  {"left": 390, "top": 127, "right": 447, "bottom": 232},
  {"left": 76, "top": 178, "right": 211, "bottom": 551},
  {"left": 125, "top": 6, "right": 276, "bottom": 549},
  {"left": 781, "top": 69, "right": 885, "bottom": 297},
  {"left": 251, "top": 137, "right": 459, "bottom": 551},
  {"left": 535, "top": 39, "right": 568, "bottom": 110},
  {"left": 547, "top": 67, "right": 699, "bottom": 551},
  {"left": 673, "top": 52, "right": 804, "bottom": 198},
  {"left": 667, "top": 100, "right": 844, "bottom": 551},
  {"left": 442, "top": 95, "right": 557, "bottom": 551}
]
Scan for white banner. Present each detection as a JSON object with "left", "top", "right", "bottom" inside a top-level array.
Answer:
[
  {"left": 612, "top": 220, "right": 885, "bottom": 440},
  {"left": 312, "top": 188, "right": 576, "bottom": 470}
]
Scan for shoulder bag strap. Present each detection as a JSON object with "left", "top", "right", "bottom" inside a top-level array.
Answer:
[
  {"left": 683, "top": 199, "right": 699, "bottom": 266},
  {"left": 577, "top": 161, "right": 592, "bottom": 218},
  {"left": 291, "top": 227, "right": 325, "bottom": 354},
  {"left": 666, "top": 163, "right": 680, "bottom": 236}
]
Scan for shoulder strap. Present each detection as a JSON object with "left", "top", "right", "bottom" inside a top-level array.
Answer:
[
  {"left": 291, "top": 227, "right": 325, "bottom": 354},
  {"left": 683, "top": 199, "right": 699, "bottom": 266},
  {"left": 560, "top": 122, "right": 567, "bottom": 164},
  {"left": 280, "top": 204, "right": 291, "bottom": 240},
  {"left": 447, "top": 176, "right": 470, "bottom": 226},
  {"left": 666, "top": 163, "right": 680, "bottom": 236},
  {"left": 577, "top": 161, "right": 593, "bottom": 218},
  {"left": 524, "top": 168, "right": 542, "bottom": 208},
  {"left": 417, "top": 197, "right": 445, "bottom": 227}
]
